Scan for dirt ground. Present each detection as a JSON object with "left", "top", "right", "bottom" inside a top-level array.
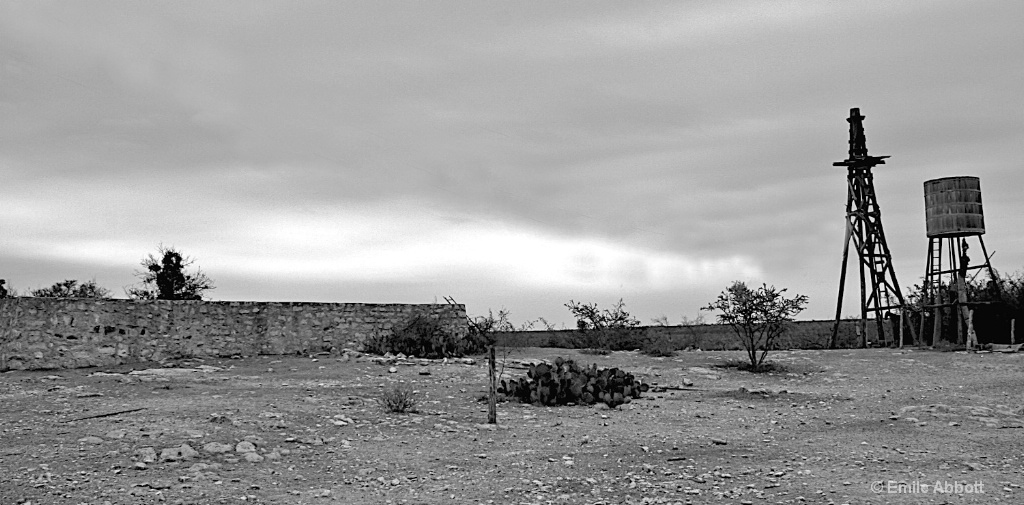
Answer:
[{"left": 2, "top": 347, "right": 1022, "bottom": 505}]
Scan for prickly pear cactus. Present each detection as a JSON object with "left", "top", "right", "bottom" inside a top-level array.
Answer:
[{"left": 496, "top": 357, "right": 647, "bottom": 408}]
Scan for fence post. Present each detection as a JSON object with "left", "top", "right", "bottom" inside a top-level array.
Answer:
[
  {"left": 899, "top": 313, "right": 904, "bottom": 349},
  {"left": 487, "top": 345, "right": 497, "bottom": 424}
]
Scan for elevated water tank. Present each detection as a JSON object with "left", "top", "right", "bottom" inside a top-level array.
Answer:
[{"left": 924, "top": 176, "right": 985, "bottom": 238}]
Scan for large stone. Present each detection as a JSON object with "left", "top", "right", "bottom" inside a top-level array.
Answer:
[
  {"left": 160, "top": 443, "right": 199, "bottom": 462},
  {"left": 243, "top": 452, "right": 265, "bottom": 463},
  {"left": 137, "top": 447, "right": 158, "bottom": 463},
  {"left": 180, "top": 443, "right": 199, "bottom": 460},
  {"left": 235, "top": 441, "right": 257, "bottom": 453},
  {"left": 203, "top": 442, "right": 234, "bottom": 454}
]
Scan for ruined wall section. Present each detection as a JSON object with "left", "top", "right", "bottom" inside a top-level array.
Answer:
[{"left": 0, "top": 298, "right": 466, "bottom": 370}]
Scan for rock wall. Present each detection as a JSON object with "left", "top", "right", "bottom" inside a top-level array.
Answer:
[
  {"left": 0, "top": 298, "right": 466, "bottom": 370},
  {"left": 493, "top": 319, "right": 885, "bottom": 350}
]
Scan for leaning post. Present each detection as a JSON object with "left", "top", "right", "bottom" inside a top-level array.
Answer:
[{"left": 487, "top": 345, "right": 497, "bottom": 424}]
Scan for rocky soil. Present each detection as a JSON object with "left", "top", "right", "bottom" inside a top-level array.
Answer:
[{"left": 1, "top": 347, "right": 1022, "bottom": 504}]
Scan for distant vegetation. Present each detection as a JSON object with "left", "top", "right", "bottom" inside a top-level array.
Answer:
[
  {"left": 30, "top": 279, "right": 111, "bottom": 299},
  {"left": 127, "top": 245, "right": 215, "bottom": 300}
]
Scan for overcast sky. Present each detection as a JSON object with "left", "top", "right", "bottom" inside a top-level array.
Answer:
[{"left": 2, "top": 1, "right": 1022, "bottom": 328}]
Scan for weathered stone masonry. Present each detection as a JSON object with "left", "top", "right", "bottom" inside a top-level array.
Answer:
[{"left": 0, "top": 298, "right": 467, "bottom": 371}]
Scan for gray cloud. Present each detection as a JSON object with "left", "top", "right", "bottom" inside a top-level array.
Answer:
[{"left": 2, "top": 1, "right": 1021, "bottom": 326}]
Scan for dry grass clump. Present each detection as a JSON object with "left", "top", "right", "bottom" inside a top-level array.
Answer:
[{"left": 376, "top": 384, "right": 420, "bottom": 413}]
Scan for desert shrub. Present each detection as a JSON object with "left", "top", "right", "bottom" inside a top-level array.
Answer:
[
  {"left": 362, "top": 326, "right": 393, "bottom": 356},
  {"left": 703, "top": 281, "right": 808, "bottom": 370},
  {"left": 564, "top": 299, "right": 641, "bottom": 351},
  {"left": 498, "top": 357, "right": 648, "bottom": 409},
  {"left": 377, "top": 384, "right": 419, "bottom": 413},
  {"left": 362, "top": 314, "right": 480, "bottom": 358},
  {"left": 391, "top": 315, "right": 459, "bottom": 358},
  {"left": 641, "top": 331, "right": 676, "bottom": 357},
  {"left": 30, "top": 279, "right": 111, "bottom": 299}
]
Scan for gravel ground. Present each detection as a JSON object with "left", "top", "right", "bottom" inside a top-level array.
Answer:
[{"left": 1, "top": 347, "right": 1022, "bottom": 504}]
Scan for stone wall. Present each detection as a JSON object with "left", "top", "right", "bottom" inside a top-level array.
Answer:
[
  {"left": 0, "top": 298, "right": 467, "bottom": 370},
  {"left": 493, "top": 319, "right": 886, "bottom": 350}
]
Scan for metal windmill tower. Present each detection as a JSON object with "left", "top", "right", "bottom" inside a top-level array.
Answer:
[{"left": 828, "top": 108, "right": 910, "bottom": 348}]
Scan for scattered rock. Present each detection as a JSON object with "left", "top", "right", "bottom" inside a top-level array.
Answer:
[
  {"left": 137, "top": 447, "right": 158, "bottom": 463},
  {"left": 243, "top": 452, "right": 265, "bottom": 463},
  {"left": 160, "top": 444, "right": 199, "bottom": 462},
  {"left": 129, "top": 368, "right": 202, "bottom": 376},
  {"left": 140, "top": 479, "right": 173, "bottom": 489},
  {"left": 203, "top": 442, "right": 233, "bottom": 454},
  {"left": 78, "top": 436, "right": 104, "bottom": 444},
  {"left": 710, "top": 438, "right": 728, "bottom": 445},
  {"left": 235, "top": 441, "right": 257, "bottom": 453},
  {"left": 179, "top": 443, "right": 199, "bottom": 460},
  {"left": 687, "top": 367, "right": 721, "bottom": 380}
]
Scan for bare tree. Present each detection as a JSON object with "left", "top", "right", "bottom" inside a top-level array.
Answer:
[{"left": 703, "top": 281, "right": 808, "bottom": 370}]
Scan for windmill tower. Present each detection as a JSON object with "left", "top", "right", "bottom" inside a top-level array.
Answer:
[{"left": 829, "top": 108, "right": 911, "bottom": 348}]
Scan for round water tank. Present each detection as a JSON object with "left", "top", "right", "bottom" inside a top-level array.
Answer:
[{"left": 923, "top": 176, "right": 985, "bottom": 238}]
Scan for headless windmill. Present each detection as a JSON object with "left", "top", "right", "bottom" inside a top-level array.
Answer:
[{"left": 829, "top": 108, "right": 912, "bottom": 348}]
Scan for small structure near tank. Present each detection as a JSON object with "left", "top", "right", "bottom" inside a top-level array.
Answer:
[{"left": 922, "top": 176, "right": 1000, "bottom": 347}]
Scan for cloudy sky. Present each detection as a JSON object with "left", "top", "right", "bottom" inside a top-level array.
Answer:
[{"left": 2, "top": 1, "right": 1021, "bottom": 328}]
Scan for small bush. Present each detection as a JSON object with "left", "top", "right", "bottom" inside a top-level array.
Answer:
[
  {"left": 361, "top": 314, "right": 479, "bottom": 358},
  {"left": 377, "top": 384, "right": 419, "bottom": 413},
  {"left": 362, "top": 327, "right": 393, "bottom": 356},
  {"left": 641, "top": 330, "right": 676, "bottom": 357}
]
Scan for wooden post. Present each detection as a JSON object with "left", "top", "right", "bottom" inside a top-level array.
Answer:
[
  {"left": 487, "top": 345, "right": 497, "bottom": 424},
  {"left": 918, "top": 310, "right": 926, "bottom": 348},
  {"left": 1011, "top": 319, "right": 1016, "bottom": 345},
  {"left": 965, "top": 309, "right": 978, "bottom": 350},
  {"left": 956, "top": 274, "right": 969, "bottom": 346},
  {"left": 899, "top": 312, "right": 905, "bottom": 349},
  {"left": 859, "top": 247, "right": 868, "bottom": 348},
  {"left": 932, "top": 289, "right": 944, "bottom": 347}
]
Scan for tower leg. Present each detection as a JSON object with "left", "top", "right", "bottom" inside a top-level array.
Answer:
[{"left": 830, "top": 219, "right": 854, "bottom": 348}]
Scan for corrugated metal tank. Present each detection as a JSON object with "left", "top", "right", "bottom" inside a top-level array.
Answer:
[{"left": 923, "top": 176, "right": 985, "bottom": 238}]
